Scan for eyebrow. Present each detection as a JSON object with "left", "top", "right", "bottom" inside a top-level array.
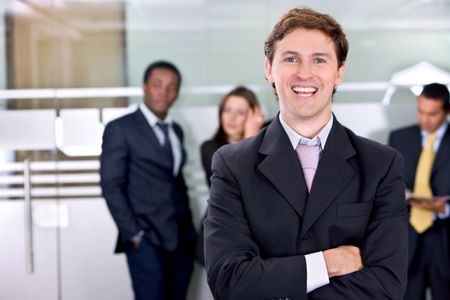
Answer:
[
  {"left": 311, "top": 52, "right": 333, "bottom": 58},
  {"left": 280, "top": 50, "right": 333, "bottom": 58},
  {"left": 280, "top": 50, "right": 299, "bottom": 56}
]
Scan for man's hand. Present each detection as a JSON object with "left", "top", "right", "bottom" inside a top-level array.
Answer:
[
  {"left": 411, "top": 196, "right": 446, "bottom": 214},
  {"left": 130, "top": 230, "right": 145, "bottom": 249},
  {"left": 323, "top": 245, "right": 363, "bottom": 278}
]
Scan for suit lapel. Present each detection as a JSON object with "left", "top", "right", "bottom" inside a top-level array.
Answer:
[
  {"left": 133, "top": 109, "right": 173, "bottom": 169},
  {"left": 410, "top": 126, "right": 422, "bottom": 164},
  {"left": 257, "top": 117, "right": 308, "bottom": 217},
  {"left": 433, "top": 123, "right": 450, "bottom": 174},
  {"left": 300, "top": 117, "right": 356, "bottom": 239},
  {"left": 172, "top": 123, "right": 187, "bottom": 168}
]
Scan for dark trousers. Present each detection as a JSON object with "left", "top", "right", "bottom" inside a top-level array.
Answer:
[
  {"left": 125, "top": 237, "right": 195, "bottom": 300},
  {"left": 404, "top": 223, "right": 450, "bottom": 300}
]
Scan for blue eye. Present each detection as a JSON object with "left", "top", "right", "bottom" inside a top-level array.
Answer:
[
  {"left": 314, "top": 57, "right": 326, "bottom": 64},
  {"left": 286, "top": 57, "right": 297, "bottom": 63}
]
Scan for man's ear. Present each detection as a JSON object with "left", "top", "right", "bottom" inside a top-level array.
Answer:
[
  {"left": 264, "top": 57, "right": 273, "bottom": 83},
  {"left": 335, "top": 61, "right": 346, "bottom": 86}
]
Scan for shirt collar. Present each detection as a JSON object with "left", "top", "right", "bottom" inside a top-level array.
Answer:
[
  {"left": 139, "top": 103, "right": 173, "bottom": 126},
  {"left": 279, "top": 114, "right": 333, "bottom": 149},
  {"left": 421, "top": 121, "right": 448, "bottom": 140}
]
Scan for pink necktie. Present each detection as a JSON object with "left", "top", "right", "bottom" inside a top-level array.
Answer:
[{"left": 296, "top": 143, "right": 321, "bottom": 192}]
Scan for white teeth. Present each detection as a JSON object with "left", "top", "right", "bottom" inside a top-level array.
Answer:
[{"left": 292, "top": 87, "right": 317, "bottom": 93}]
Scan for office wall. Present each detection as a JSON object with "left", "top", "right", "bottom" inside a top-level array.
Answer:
[
  {"left": 125, "top": 0, "right": 450, "bottom": 107},
  {"left": 6, "top": 0, "right": 126, "bottom": 109},
  {"left": 0, "top": 2, "right": 6, "bottom": 90}
]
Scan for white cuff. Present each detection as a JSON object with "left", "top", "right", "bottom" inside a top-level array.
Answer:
[
  {"left": 305, "top": 251, "right": 330, "bottom": 293},
  {"left": 437, "top": 203, "right": 450, "bottom": 219}
]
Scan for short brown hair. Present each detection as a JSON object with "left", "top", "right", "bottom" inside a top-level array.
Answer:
[{"left": 264, "top": 7, "right": 348, "bottom": 68}]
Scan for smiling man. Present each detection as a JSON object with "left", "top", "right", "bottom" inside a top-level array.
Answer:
[{"left": 204, "top": 7, "right": 408, "bottom": 300}]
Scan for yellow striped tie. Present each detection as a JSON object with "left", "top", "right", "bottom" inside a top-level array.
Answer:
[{"left": 410, "top": 133, "right": 437, "bottom": 233}]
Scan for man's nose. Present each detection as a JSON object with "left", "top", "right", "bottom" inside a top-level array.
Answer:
[
  {"left": 296, "top": 62, "right": 313, "bottom": 79},
  {"left": 160, "top": 88, "right": 170, "bottom": 98}
]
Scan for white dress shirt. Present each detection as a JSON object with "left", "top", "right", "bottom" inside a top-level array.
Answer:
[
  {"left": 279, "top": 114, "right": 333, "bottom": 293},
  {"left": 139, "top": 103, "right": 182, "bottom": 176}
]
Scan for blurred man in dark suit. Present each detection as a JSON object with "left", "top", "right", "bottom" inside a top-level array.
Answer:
[
  {"left": 100, "top": 61, "right": 196, "bottom": 300},
  {"left": 389, "top": 82, "right": 450, "bottom": 300}
]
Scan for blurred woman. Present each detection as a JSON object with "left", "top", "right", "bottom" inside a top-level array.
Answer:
[{"left": 195, "top": 86, "right": 264, "bottom": 265}]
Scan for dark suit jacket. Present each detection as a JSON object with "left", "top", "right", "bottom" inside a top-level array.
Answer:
[
  {"left": 200, "top": 139, "right": 220, "bottom": 188},
  {"left": 195, "top": 139, "right": 222, "bottom": 265},
  {"left": 388, "top": 123, "right": 450, "bottom": 197},
  {"left": 204, "top": 115, "right": 408, "bottom": 300},
  {"left": 100, "top": 108, "right": 195, "bottom": 252},
  {"left": 388, "top": 123, "right": 450, "bottom": 274}
]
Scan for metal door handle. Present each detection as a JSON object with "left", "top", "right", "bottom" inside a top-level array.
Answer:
[{"left": 24, "top": 158, "right": 34, "bottom": 273}]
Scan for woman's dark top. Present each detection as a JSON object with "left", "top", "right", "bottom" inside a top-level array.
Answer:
[
  {"left": 200, "top": 139, "right": 220, "bottom": 188},
  {"left": 195, "top": 139, "right": 221, "bottom": 266}
]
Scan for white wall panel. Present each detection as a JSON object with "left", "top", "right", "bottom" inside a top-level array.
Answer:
[{"left": 0, "top": 110, "right": 56, "bottom": 151}]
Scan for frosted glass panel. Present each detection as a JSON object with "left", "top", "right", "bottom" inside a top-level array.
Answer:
[
  {"left": 60, "top": 109, "right": 101, "bottom": 146},
  {"left": 172, "top": 107, "right": 218, "bottom": 145},
  {"left": 0, "top": 201, "right": 59, "bottom": 300},
  {"left": 58, "top": 109, "right": 103, "bottom": 156},
  {"left": 333, "top": 102, "right": 417, "bottom": 143},
  {"left": 0, "top": 110, "right": 56, "bottom": 151},
  {"left": 102, "top": 106, "right": 136, "bottom": 125}
]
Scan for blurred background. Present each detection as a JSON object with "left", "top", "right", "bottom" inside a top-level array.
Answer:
[{"left": 0, "top": 0, "right": 449, "bottom": 299}]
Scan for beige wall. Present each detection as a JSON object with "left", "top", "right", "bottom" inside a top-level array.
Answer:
[{"left": 9, "top": 1, "right": 126, "bottom": 108}]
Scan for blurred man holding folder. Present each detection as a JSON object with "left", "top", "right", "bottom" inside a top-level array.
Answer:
[{"left": 389, "top": 82, "right": 450, "bottom": 300}]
